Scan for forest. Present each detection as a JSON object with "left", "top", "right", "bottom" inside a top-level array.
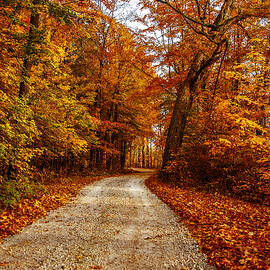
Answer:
[{"left": 0, "top": 0, "right": 269, "bottom": 268}]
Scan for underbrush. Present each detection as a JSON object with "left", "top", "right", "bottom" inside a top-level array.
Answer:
[
  {"left": 164, "top": 144, "right": 270, "bottom": 205},
  {"left": 0, "top": 173, "right": 115, "bottom": 240},
  {"left": 0, "top": 177, "right": 46, "bottom": 210},
  {"left": 145, "top": 174, "right": 270, "bottom": 269}
]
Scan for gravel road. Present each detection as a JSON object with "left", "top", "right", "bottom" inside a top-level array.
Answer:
[{"left": 0, "top": 170, "right": 214, "bottom": 270}]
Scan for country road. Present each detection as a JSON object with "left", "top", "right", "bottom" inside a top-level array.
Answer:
[{"left": 0, "top": 170, "right": 214, "bottom": 270}]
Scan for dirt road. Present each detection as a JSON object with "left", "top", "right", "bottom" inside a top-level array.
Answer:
[{"left": 0, "top": 171, "right": 214, "bottom": 269}]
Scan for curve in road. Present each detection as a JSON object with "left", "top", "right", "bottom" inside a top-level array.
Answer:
[{"left": 0, "top": 171, "right": 214, "bottom": 270}]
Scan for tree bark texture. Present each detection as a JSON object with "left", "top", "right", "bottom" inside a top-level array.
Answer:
[
  {"left": 19, "top": 0, "right": 40, "bottom": 97},
  {"left": 162, "top": 52, "right": 208, "bottom": 168}
]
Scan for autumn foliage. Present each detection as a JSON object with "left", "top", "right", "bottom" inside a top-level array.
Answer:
[
  {"left": 0, "top": 0, "right": 159, "bottom": 210},
  {"left": 146, "top": 174, "right": 270, "bottom": 269},
  {"left": 141, "top": 1, "right": 270, "bottom": 267},
  {"left": 140, "top": 0, "right": 270, "bottom": 204},
  {"left": 1, "top": 0, "right": 270, "bottom": 267},
  {"left": 0, "top": 175, "right": 105, "bottom": 240}
]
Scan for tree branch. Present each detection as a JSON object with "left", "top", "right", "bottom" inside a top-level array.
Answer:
[{"left": 156, "top": 0, "right": 213, "bottom": 29}]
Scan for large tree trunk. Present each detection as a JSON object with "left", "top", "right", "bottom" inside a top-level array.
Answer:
[
  {"left": 162, "top": 45, "right": 224, "bottom": 169},
  {"left": 129, "top": 144, "right": 132, "bottom": 168},
  {"left": 162, "top": 52, "right": 207, "bottom": 168}
]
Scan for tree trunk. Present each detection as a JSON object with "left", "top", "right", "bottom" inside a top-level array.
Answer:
[
  {"left": 120, "top": 138, "right": 127, "bottom": 169},
  {"left": 162, "top": 52, "right": 207, "bottom": 168},
  {"left": 150, "top": 142, "right": 153, "bottom": 168},
  {"left": 19, "top": 0, "right": 40, "bottom": 97},
  {"left": 142, "top": 144, "right": 145, "bottom": 168},
  {"left": 129, "top": 145, "right": 132, "bottom": 168},
  {"left": 146, "top": 140, "right": 150, "bottom": 168},
  {"left": 137, "top": 147, "right": 141, "bottom": 168}
]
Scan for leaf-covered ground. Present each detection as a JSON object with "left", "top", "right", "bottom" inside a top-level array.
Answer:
[
  {"left": 145, "top": 175, "right": 270, "bottom": 270},
  {"left": 0, "top": 175, "right": 107, "bottom": 240}
]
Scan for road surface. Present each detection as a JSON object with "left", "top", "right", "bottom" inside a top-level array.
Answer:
[{"left": 0, "top": 170, "right": 214, "bottom": 269}]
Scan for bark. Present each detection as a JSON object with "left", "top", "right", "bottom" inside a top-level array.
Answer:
[
  {"left": 129, "top": 145, "right": 132, "bottom": 168},
  {"left": 138, "top": 147, "right": 141, "bottom": 168},
  {"left": 120, "top": 138, "right": 127, "bottom": 169},
  {"left": 19, "top": 0, "right": 40, "bottom": 97},
  {"left": 146, "top": 140, "right": 150, "bottom": 168},
  {"left": 150, "top": 142, "right": 153, "bottom": 168},
  {"left": 162, "top": 52, "right": 208, "bottom": 168},
  {"left": 142, "top": 144, "right": 145, "bottom": 168}
]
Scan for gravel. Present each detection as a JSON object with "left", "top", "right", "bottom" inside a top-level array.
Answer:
[{"left": 0, "top": 171, "right": 215, "bottom": 270}]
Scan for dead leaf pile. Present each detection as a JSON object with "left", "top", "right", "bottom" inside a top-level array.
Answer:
[
  {"left": 0, "top": 176, "right": 104, "bottom": 240},
  {"left": 145, "top": 175, "right": 270, "bottom": 269}
]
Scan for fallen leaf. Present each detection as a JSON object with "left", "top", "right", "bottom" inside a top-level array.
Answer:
[{"left": 90, "top": 266, "right": 102, "bottom": 269}]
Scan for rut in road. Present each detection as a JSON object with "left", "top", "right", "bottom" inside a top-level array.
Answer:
[{"left": 0, "top": 172, "right": 214, "bottom": 270}]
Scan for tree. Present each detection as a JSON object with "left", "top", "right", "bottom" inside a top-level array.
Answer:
[
  {"left": 0, "top": 0, "right": 161, "bottom": 208},
  {"left": 137, "top": 0, "right": 269, "bottom": 201},
  {"left": 19, "top": 0, "right": 40, "bottom": 97},
  {"left": 141, "top": 0, "right": 270, "bottom": 168}
]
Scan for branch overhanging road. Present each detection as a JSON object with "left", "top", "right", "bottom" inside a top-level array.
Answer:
[{"left": 0, "top": 169, "right": 214, "bottom": 269}]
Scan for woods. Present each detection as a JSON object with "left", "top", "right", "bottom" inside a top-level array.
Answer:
[
  {"left": 0, "top": 0, "right": 269, "bottom": 212},
  {"left": 0, "top": 0, "right": 161, "bottom": 208},
  {"left": 139, "top": 0, "right": 269, "bottom": 204},
  {"left": 0, "top": 0, "right": 269, "bottom": 210},
  {"left": 0, "top": 0, "right": 270, "bottom": 268}
]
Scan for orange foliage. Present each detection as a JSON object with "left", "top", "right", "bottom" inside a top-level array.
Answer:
[
  {"left": 146, "top": 175, "right": 270, "bottom": 270},
  {"left": 0, "top": 175, "right": 105, "bottom": 240},
  {"left": 0, "top": 0, "right": 160, "bottom": 209}
]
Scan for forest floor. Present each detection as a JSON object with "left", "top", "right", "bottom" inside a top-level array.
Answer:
[
  {"left": 145, "top": 174, "right": 270, "bottom": 269},
  {"left": 0, "top": 169, "right": 213, "bottom": 270},
  {"left": 0, "top": 171, "right": 118, "bottom": 241}
]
